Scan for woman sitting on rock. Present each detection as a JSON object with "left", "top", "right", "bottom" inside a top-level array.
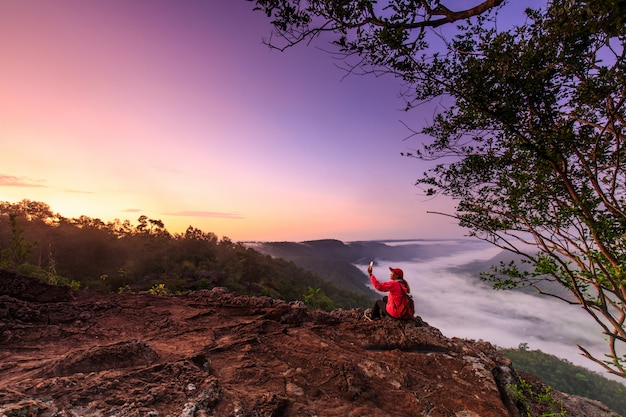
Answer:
[{"left": 364, "top": 264, "right": 414, "bottom": 321}]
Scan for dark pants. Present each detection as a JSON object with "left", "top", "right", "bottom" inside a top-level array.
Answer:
[{"left": 371, "top": 296, "right": 389, "bottom": 319}]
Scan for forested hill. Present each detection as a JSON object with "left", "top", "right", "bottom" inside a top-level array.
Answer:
[
  {"left": 247, "top": 238, "right": 484, "bottom": 297},
  {"left": 0, "top": 200, "right": 372, "bottom": 310},
  {"left": 252, "top": 238, "right": 481, "bottom": 263},
  {"left": 501, "top": 346, "right": 626, "bottom": 415}
]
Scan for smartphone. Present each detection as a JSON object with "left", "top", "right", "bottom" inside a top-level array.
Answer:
[{"left": 369, "top": 261, "right": 374, "bottom": 268}]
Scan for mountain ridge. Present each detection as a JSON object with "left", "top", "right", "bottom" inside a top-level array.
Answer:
[{"left": 246, "top": 238, "right": 484, "bottom": 302}]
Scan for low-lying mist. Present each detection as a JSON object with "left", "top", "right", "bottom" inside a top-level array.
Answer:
[{"left": 361, "top": 240, "right": 610, "bottom": 378}]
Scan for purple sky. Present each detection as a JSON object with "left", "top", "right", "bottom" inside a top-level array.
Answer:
[{"left": 0, "top": 1, "right": 541, "bottom": 241}]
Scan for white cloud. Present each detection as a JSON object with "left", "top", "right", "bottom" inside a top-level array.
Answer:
[{"left": 363, "top": 242, "right": 612, "bottom": 377}]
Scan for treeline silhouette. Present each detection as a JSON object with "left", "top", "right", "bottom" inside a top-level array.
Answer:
[{"left": 0, "top": 199, "right": 373, "bottom": 310}]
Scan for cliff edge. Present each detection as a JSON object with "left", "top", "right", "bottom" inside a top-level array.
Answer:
[{"left": 0, "top": 270, "right": 618, "bottom": 417}]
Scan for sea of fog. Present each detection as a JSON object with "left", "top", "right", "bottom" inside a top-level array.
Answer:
[{"left": 358, "top": 240, "right": 614, "bottom": 378}]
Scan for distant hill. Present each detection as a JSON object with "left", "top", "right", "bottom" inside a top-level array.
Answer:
[
  {"left": 248, "top": 238, "right": 484, "bottom": 300},
  {"left": 447, "top": 248, "right": 575, "bottom": 300},
  {"left": 253, "top": 238, "right": 482, "bottom": 263}
]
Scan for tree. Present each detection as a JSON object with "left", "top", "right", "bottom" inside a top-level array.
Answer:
[
  {"left": 0, "top": 213, "right": 36, "bottom": 268},
  {"left": 409, "top": 1, "right": 626, "bottom": 377},
  {"left": 249, "top": 0, "right": 505, "bottom": 81},
  {"left": 0, "top": 199, "right": 55, "bottom": 222},
  {"left": 249, "top": 0, "right": 626, "bottom": 377}
]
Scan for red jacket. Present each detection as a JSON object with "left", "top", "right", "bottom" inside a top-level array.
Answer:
[{"left": 369, "top": 274, "right": 413, "bottom": 319}]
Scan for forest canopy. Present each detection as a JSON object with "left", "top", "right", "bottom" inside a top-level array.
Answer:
[{"left": 0, "top": 199, "right": 373, "bottom": 311}]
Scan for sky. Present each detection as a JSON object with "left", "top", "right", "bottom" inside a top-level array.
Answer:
[{"left": 0, "top": 1, "right": 538, "bottom": 242}]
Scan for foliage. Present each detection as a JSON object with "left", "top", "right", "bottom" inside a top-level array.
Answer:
[
  {"left": 14, "top": 262, "right": 81, "bottom": 290},
  {"left": 248, "top": 0, "right": 505, "bottom": 82},
  {"left": 506, "top": 377, "right": 566, "bottom": 417},
  {"left": 117, "top": 285, "right": 134, "bottom": 294},
  {"left": 248, "top": 0, "right": 626, "bottom": 377},
  {"left": 0, "top": 200, "right": 373, "bottom": 310},
  {"left": 409, "top": 0, "right": 626, "bottom": 377},
  {"left": 501, "top": 345, "right": 626, "bottom": 415},
  {"left": 148, "top": 283, "right": 170, "bottom": 296},
  {"left": 303, "top": 286, "right": 334, "bottom": 310},
  {"left": 0, "top": 213, "right": 36, "bottom": 268}
]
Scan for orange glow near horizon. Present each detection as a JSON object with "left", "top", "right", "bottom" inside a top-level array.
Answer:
[{"left": 0, "top": 1, "right": 465, "bottom": 242}]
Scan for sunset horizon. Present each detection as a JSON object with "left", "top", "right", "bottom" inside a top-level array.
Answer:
[{"left": 1, "top": 1, "right": 467, "bottom": 243}]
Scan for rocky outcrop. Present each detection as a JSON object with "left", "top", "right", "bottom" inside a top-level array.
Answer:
[{"left": 0, "top": 271, "right": 619, "bottom": 417}]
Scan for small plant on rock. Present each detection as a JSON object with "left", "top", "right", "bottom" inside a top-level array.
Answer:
[
  {"left": 507, "top": 378, "right": 566, "bottom": 417},
  {"left": 149, "top": 283, "right": 169, "bottom": 295}
]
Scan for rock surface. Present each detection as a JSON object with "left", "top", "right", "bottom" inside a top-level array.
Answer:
[{"left": 0, "top": 270, "right": 619, "bottom": 417}]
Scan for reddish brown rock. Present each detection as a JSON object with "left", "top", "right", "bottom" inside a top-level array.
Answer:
[{"left": 0, "top": 271, "right": 619, "bottom": 417}]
